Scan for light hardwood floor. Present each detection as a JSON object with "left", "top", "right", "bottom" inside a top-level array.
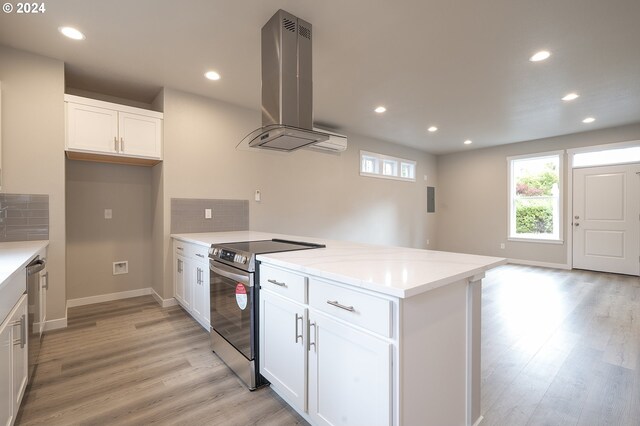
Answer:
[
  {"left": 16, "top": 265, "right": 640, "bottom": 425},
  {"left": 481, "top": 265, "right": 640, "bottom": 425},
  {"left": 17, "top": 297, "right": 307, "bottom": 425}
]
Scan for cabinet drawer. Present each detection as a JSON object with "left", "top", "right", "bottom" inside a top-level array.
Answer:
[
  {"left": 309, "top": 279, "right": 392, "bottom": 338},
  {"left": 190, "top": 245, "right": 209, "bottom": 262},
  {"left": 174, "top": 240, "right": 209, "bottom": 261},
  {"left": 259, "top": 264, "right": 307, "bottom": 304},
  {"left": 174, "top": 240, "right": 187, "bottom": 256}
]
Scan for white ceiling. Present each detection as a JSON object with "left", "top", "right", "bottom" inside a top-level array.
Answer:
[{"left": 1, "top": 0, "right": 639, "bottom": 154}]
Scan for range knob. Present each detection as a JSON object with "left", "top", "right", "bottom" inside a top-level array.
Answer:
[
  {"left": 239, "top": 256, "right": 247, "bottom": 264},
  {"left": 211, "top": 248, "right": 219, "bottom": 257}
]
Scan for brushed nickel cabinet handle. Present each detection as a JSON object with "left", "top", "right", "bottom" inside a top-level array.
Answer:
[
  {"left": 14, "top": 315, "right": 26, "bottom": 348},
  {"left": 114, "top": 136, "right": 118, "bottom": 152},
  {"left": 120, "top": 137, "right": 124, "bottom": 152},
  {"left": 268, "top": 279, "right": 286, "bottom": 287},
  {"left": 295, "top": 313, "right": 303, "bottom": 343},
  {"left": 42, "top": 271, "right": 49, "bottom": 290},
  {"left": 327, "top": 300, "right": 355, "bottom": 312},
  {"left": 308, "top": 321, "right": 317, "bottom": 351}
]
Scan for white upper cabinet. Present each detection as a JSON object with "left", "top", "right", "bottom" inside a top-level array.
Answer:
[
  {"left": 64, "top": 94, "right": 163, "bottom": 166},
  {"left": 118, "top": 112, "right": 162, "bottom": 159},
  {"left": 66, "top": 102, "right": 119, "bottom": 154}
]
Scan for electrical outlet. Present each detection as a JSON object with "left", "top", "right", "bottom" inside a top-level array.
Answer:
[
  {"left": 426, "top": 239, "right": 430, "bottom": 245},
  {"left": 104, "top": 209, "right": 112, "bottom": 219},
  {"left": 500, "top": 243, "right": 505, "bottom": 249},
  {"left": 205, "top": 208, "right": 212, "bottom": 219},
  {"left": 113, "top": 261, "right": 128, "bottom": 275}
]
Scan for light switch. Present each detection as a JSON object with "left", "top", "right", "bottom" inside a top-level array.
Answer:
[
  {"left": 205, "top": 209, "right": 212, "bottom": 219},
  {"left": 255, "top": 190, "right": 261, "bottom": 202},
  {"left": 104, "top": 209, "right": 112, "bottom": 219}
]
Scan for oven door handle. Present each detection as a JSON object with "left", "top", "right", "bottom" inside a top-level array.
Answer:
[{"left": 210, "top": 262, "right": 251, "bottom": 286}]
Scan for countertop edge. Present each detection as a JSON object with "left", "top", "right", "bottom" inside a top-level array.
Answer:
[
  {"left": 0, "top": 240, "right": 50, "bottom": 288},
  {"left": 257, "top": 256, "right": 508, "bottom": 299}
]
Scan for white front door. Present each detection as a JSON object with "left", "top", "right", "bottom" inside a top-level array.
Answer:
[{"left": 572, "top": 164, "right": 640, "bottom": 275}]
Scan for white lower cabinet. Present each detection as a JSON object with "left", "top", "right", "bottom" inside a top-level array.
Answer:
[
  {"left": 0, "top": 294, "right": 28, "bottom": 426},
  {"left": 190, "top": 260, "right": 210, "bottom": 327},
  {"left": 173, "top": 240, "right": 210, "bottom": 330},
  {"left": 308, "top": 312, "right": 391, "bottom": 426},
  {"left": 0, "top": 317, "right": 13, "bottom": 426},
  {"left": 259, "top": 266, "right": 393, "bottom": 426},
  {"left": 174, "top": 254, "right": 189, "bottom": 309},
  {"left": 260, "top": 290, "right": 307, "bottom": 411}
]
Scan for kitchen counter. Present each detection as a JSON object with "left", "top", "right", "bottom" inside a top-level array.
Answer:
[
  {"left": 0, "top": 240, "right": 49, "bottom": 287},
  {"left": 171, "top": 231, "right": 505, "bottom": 298},
  {"left": 0, "top": 240, "right": 49, "bottom": 325}
]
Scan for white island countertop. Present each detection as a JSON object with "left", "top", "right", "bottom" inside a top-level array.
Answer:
[
  {"left": 0, "top": 240, "right": 49, "bottom": 287},
  {"left": 172, "top": 231, "right": 505, "bottom": 298}
]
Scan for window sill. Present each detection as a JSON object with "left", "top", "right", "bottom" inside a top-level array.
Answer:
[{"left": 508, "top": 237, "right": 564, "bottom": 245}]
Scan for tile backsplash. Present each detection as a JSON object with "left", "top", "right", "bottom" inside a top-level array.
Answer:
[
  {"left": 0, "top": 193, "right": 49, "bottom": 242},
  {"left": 171, "top": 198, "right": 249, "bottom": 234}
]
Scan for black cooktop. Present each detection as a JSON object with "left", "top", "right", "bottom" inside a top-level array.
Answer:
[{"left": 216, "top": 239, "right": 325, "bottom": 255}]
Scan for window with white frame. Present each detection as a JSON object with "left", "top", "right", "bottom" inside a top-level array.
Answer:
[
  {"left": 508, "top": 151, "right": 563, "bottom": 242},
  {"left": 360, "top": 151, "right": 416, "bottom": 182}
]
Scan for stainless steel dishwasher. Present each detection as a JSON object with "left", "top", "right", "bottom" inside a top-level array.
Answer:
[{"left": 26, "top": 257, "right": 46, "bottom": 381}]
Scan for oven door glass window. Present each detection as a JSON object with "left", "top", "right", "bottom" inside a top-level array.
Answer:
[{"left": 210, "top": 264, "right": 254, "bottom": 359}]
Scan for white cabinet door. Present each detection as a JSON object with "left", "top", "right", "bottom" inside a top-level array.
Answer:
[
  {"left": 118, "top": 112, "right": 162, "bottom": 159},
  {"left": 309, "top": 312, "right": 392, "bottom": 426},
  {"left": 174, "top": 255, "right": 189, "bottom": 309},
  {"left": 260, "top": 290, "right": 307, "bottom": 412},
  {"left": 191, "top": 261, "right": 210, "bottom": 329},
  {"left": 0, "top": 315, "right": 13, "bottom": 426},
  {"left": 11, "top": 297, "right": 27, "bottom": 418},
  {"left": 66, "top": 102, "right": 118, "bottom": 154}
]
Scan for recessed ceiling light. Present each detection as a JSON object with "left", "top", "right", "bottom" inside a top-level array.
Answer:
[
  {"left": 464, "top": 139, "right": 473, "bottom": 145},
  {"left": 428, "top": 126, "right": 438, "bottom": 132},
  {"left": 374, "top": 106, "right": 386, "bottom": 113},
  {"left": 205, "top": 71, "right": 221, "bottom": 81},
  {"left": 58, "top": 26, "right": 85, "bottom": 40},
  {"left": 582, "top": 117, "right": 595, "bottom": 123},
  {"left": 529, "top": 50, "right": 551, "bottom": 62},
  {"left": 562, "top": 93, "right": 579, "bottom": 101}
]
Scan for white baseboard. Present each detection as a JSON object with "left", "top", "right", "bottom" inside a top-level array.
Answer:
[
  {"left": 152, "top": 288, "right": 178, "bottom": 308},
  {"left": 43, "top": 316, "right": 67, "bottom": 331},
  {"left": 507, "top": 258, "right": 571, "bottom": 270},
  {"left": 472, "top": 415, "right": 484, "bottom": 426},
  {"left": 66, "top": 288, "right": 153, "bottom": 308}
]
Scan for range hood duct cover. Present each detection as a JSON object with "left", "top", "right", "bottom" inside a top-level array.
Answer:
[{"left": 245, "top": 9, "right": 330, "bottom": 151}]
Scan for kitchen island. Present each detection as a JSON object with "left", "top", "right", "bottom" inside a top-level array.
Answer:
[{"left": 172, "top": 231, "right": 505, "bottom": 426}]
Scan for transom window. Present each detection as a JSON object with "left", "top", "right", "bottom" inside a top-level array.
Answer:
[
  {"left": 573, "top": 145, "right": 640, "bottom": 168},
  {"left": 508, "top": 151, "right": 564, "bottom": 242},
  {"left": 360, "top": 151, "right": 416, "bottom": 182}
]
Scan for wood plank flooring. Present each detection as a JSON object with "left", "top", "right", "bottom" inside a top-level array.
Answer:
[
  {"left": 481, "top": 265, "right": 640, "bottom": 426},
  {"left": 16, "top": 297, "right": 307, "bottom": 425},
  {"left": 15, "top": 265, "right": 640, "bottom": 425}
]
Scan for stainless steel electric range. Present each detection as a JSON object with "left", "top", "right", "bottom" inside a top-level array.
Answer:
[{"left": 208, "top": 239, "right": 325, "bottom": 389}]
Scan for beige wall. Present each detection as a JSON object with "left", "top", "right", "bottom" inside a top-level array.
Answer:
[
  {"left": 155, "top": 88, "right": 438, "bottom": 298},
  {"left": 66, "top": 160, "right": 152, "bottom": 299},
  {"left": 0, "top": 45, "right": 66, "bottom": 320},
  {"left": 436, "top": 123, "right": 640, "bottom": 265}
]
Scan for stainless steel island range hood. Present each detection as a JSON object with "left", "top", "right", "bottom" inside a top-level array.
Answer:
[{"left": 244, "top": 10, "right": 330, "bottom": 151}]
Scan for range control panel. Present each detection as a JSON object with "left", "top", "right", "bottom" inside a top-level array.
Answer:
[{"left": 210, "top": 247, "right": 247, "bottom": 264}]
